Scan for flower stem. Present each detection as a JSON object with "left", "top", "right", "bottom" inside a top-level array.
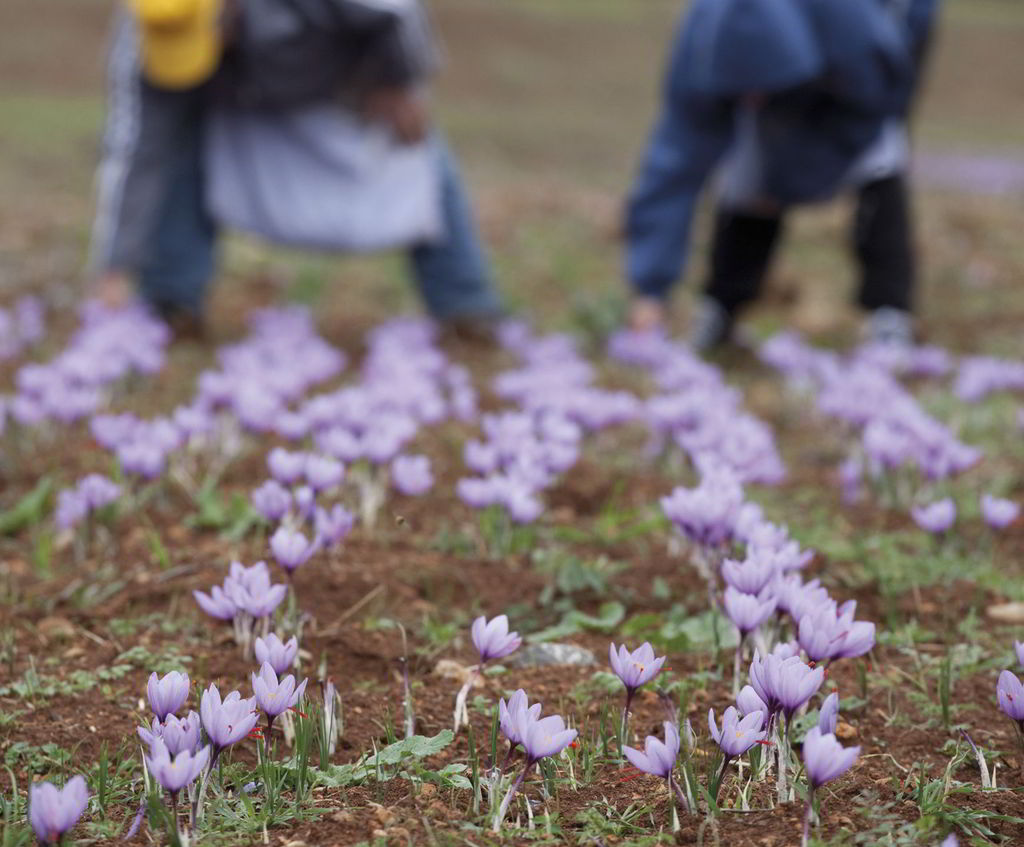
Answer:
[
  {"left": 492, "top": 761, "right": 533, "bottom": 832},
  {"left": 668, "top": 773, "right": 690, "bottom": 816},
  {"left": 801, "top": 788, "right": 815, "bottom": 847},
  {"left": 191, "top": 749, "right": 221, "bottom": 826}
]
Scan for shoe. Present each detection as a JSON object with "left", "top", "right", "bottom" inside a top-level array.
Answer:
[
  {"left": 438, "top": 313, "right": 502, "bottom": 347},
  {"left": 687, "top": 297, "right": 734, "bottom": 352},
  {"left": 863, "top": 307, "right": 913, "bottom": 348},
  {"left": 154, "top": 303, "right": 207, "bottom": 342}
]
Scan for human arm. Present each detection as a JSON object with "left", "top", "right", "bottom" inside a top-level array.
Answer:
[{"left": 625, "top": 95, "right": 732, "bottom": 306}]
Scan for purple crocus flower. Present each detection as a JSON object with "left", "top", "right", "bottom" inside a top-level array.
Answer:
[
  {"left": 623, "top": 721, "right": 680, "bottom": 778},
  {"left": 981, "top": 494, "right": 1019, "bottom": 529},
  {"left": 55, "top": 489, "right": 88, "bottom": 532},
  {"left": 145, "top": 737, "right": 210, "bottom": 795},
  {"left": 722, "top": 586, "right": 777, "bottom": 637},
  {"left": 818, "top": 692, "right": 840, "bottom": 735},
  {"left": 721, "top": 553, "right": 776, "bottom": 595},
  {"left": 708, "top": 706, "right": 765, "bottom": 757},
  {"left": 803, "top": 726, "right": 860, "bottom": 789},
  {"left": 498, "top": 689, "right": 542, "bottom": 749},
  {"left": 659, "top": 469, "right": 742, "bottom": 548},
  {"left": 997, "top": 670, "right": 1024, "bottom": 730},
  {"left": 314, "top": 503, "right": 355, "bottom": 548},
  {"left": 515, "top": 710, "right": 578, "bottom": 765},
  {"left": 199, "top": 685, "right": 259, "bottom": 754},
  {"left": 193, "top": 585, "right": 237, "bottom": 621},
  {"left": 77, "top": 474, "right": 121, "bottom": 510},
  {"left": 736, "top": 685, "right": 768, "bottom": 718},
  {"left": 147, "top": 671, "right": 190, "bottom": 722},
  {"left": 609, "top": 642, "right": 666, "bottom": 697},
  {"left": 138, "top": 711, "right": 202, "bottom": 756},
  {"left": 252, "top": 662, "right": 308, "bottom": 719},
  {"left": 911, "top": 498, "right": 956, "bottom": 534},
  {"left": 1015, "top": 641, "right": 1024, "bottom": 668},
  {"left": 798, "top": 603, "right": 875, "bottom": 663},
  {"left": 225, "top": 561, "right": 288, "bottom": 618},
  {"left": 304, "top": 454, "right": 344, "bottom": 491},
  {"left": 391, "top": 454, "right": 434, "bottom": 496},
  {"left": 471, "top": 615, "right": 521, "bottom": 663},
  {"left": 269, "top": 526, "right": 313, "bottom": 574},
  {"left": 253, "top": 634, "right": 299, "bottom": 676},
  {"left": 293, "top": 485, "right": 316, "bottom": 521},
  {"left": 749, "top": 652, "right": 824, "bottom": 722},
  {"left": 29, "top": 776, "right": 89, "bottom": 846},
  {"left": 267, "top": 447, "right": 307, "bottom": 484},
  {"left": 251, "top": 480, "right": 292, "bottom": 522}
]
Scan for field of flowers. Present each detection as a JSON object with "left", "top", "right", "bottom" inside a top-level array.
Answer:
[
  {"left": 3, "top": 2, "right": 1024, "bottom": 846},
  {"left": 2, "top": 293, "right": 1024, "bottom": 846}
]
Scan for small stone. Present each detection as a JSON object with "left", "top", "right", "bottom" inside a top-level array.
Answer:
[
  {"left": 38, "top": 617, "right": 76, "bottom": 642},
  {"left": 331, "top": 811, "right": 353, "bottom": 824},
  {"left": 835, "top": 720, "right": 858, "bottom": 741},
  {"left": 433, "top": 659, "right": 480, "bottom": 685},
  {"left": 505, "top": 643, "right": 596, "bottom": 668},
  {"left": 987, "top": 602, "right": 1024, "bottom": 624}
]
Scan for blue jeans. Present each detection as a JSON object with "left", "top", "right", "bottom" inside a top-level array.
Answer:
[{"left": 140, "top": 130, "right": 502, "bottom": 321}]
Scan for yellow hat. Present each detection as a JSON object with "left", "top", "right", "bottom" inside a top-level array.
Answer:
[{"left": 130, "top": 0, "right": 223, "bottom": 90}]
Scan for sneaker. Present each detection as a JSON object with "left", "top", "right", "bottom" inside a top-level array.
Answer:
[
  {"left": 863, "top": 307, "right": 913, "bottom": 348},
  {"left": 687, "top": 297, "right": 734, "bottom": 352}
]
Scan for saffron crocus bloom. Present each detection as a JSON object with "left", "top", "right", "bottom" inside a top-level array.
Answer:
[
  {"left": 269, "top": 526, "right": 313, "bottom": 574},
  {"left": 517, "top": 711, "right": 578, "bottom": 764},
  {"left": 267, "top": 447, "right": 306, "bottom": 484},
  {"left": 471, "top": 615, "right": 522, "bottom": 663},
  {"left": 254, "top": 634, "right": 299, "bottom": 676},
  {"left": 252, "top": 662, "right": 308, "bottom": 719},
  {"left": 798, "top": 603, "right": 876, "bottom": 663},
  {"left": 193, "top": 585, "right": 237, "bottom": 621},
  {"left": 251, "top": 480, "right": 292, "bottom": 522},
  {"left": 29, "top": 776, "right": 89, "bottom": 846},
  {"left": 391, "top": 454, "right": 434, "bottom": 495},
  {"left": 498, "top": 689, "right": 542, "bottom": 748},
  {"left": 911, "top": 498, "right": 955, "bottom": 534},
  {"left": 145, "top": 738, "right": 211, "bottom": 795},
  {"left": 803, "top": 727, "right": 860, "bottom": 788},
  {"left": 623, "top": 721, "right": 680, "bottom": 778},
  {"left": 314, "top": 503, "right": 355, "bottom": 548},
  {"left": 1016, "top": 641, "right": 1024, "bottom": 668},
  {"left": 199, "top": 685, "right": 260, "bottom": 753},
  {"left": 609, "top": 642, "right": 666, "bottom": 697},
  {"left": 138, "top": 712, "right": 202, "bottom": 756},
  {"left": 304, "top": 454, "right": 344, "bottom": 491},
  {"left": 708, "top": 706, "right": 765, "bottom": 757},
  {"left": 818, "top": 692, "right": 839, "bottom": 735},
  {"left": 147, "top": 671, "right": 190, "bottom": 722},
  {"left": 736, "top": 685, "right": 768, "bottom": 717},
  {"left": 997, "top": 670, "right": 1024, "bottom": 730},
  {"left": 981, "top": 494, "right": 1020, "bottom": 529},
  {"left": 721, "top": 553, "right": 776, "bottom": 595},
  {"left": 723, "top": 586, "right": 777, "bottom": 637}
]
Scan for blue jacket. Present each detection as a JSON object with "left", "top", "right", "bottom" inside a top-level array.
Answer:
[{"left": 626, "top": 0, "right": 939, "bottom": 299}]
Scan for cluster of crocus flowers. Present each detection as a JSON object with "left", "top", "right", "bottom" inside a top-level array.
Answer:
[
  {"left": 29, "top": 777, "right": 89, "bottom": 847},
  {"left": 492, "top": 690, "right": 577, "bottom": 831},
  {"left": 454, "top": 615, "right": 522, "bottom": 731},
  {"left": 193, "top": 560, "right": 288, "bottom": 653},
  {"left": 54, "top": 473, "right": 122, "bottom": 532}
]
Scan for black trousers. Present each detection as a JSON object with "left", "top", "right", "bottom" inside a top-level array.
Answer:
[{"left": 704, "top": 175, "right": 915, "bottom": 316}]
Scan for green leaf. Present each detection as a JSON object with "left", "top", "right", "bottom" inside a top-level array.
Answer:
[{"left": 0, "top": 477, "right": 53, "bottom": 535}]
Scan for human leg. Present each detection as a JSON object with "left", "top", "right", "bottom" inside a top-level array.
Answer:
[{"left": 408, "top": 139, "right": 502, "bottom": 322}]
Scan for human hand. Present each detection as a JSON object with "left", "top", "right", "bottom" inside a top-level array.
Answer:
[
  {"left": 365, "top": 87, "right": 429, "bottom": 145},
  {"left": 92, "top": 270, "right": 134, "bottom": 309},
  {"left": 628, "top": 296, "right": 667, "bottom": 333}
]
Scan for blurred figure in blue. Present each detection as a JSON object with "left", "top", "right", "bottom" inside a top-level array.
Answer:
[
  {"left": 88, "top": 0, "right": 502, "bottom": 338},
  {"left": 625, "top": 0, "right": 939, "bottom": 349}
]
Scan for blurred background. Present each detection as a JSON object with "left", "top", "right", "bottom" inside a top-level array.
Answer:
[{"left": 1, "top": 0, "right": 1023, "bottom": 351}]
